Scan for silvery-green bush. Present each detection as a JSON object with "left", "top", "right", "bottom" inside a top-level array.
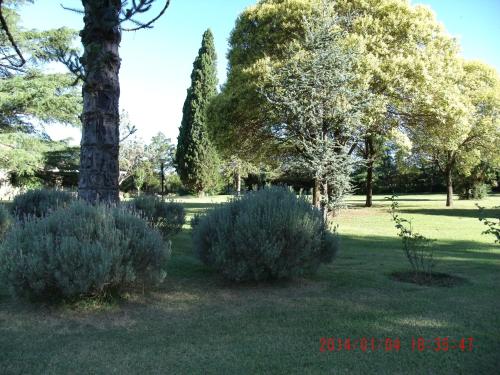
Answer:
[
  {"left": 0, "top": 201, "right": 170, "bottom": 301},
  {"left": 193, "top": 187, "right": 338, "bottom": 282},
  {"left": 11, "top": 188, "right": 74, "bottom": 220},
  {"left": 129, "top": 195, "right": 185, "bottom": 239},
  {"left": 0, "top": 205, "right": 11, "bottom": 239}
]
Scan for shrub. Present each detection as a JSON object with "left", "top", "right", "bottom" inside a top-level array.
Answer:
[
  {"left": 10, "top": 188, "right": 74, "bottom": 220},
  {"left": 129, "top": 195, "right": 185, "bottom": 238},
  {"left": 459, "top": 183, "right": 490, "bottom": 200},
  {"left": 193, "top": 187, "right": 337, "bottom": 282},
  {"left": 388, "top": 196, "right": 436, "bottom": 279},
  {"left": 477, "top": 204, "right": 500, "bottom": 243},
  {"left": 0, "top": 201, "right": 170, "bottom": 301},
  {"left": 0, "top": 205, "right": 12, "bottom": 239}
]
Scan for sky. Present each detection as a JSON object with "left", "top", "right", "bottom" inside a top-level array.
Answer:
[{"left": 18, "top": 0, "right": 500, "bottom": 146}]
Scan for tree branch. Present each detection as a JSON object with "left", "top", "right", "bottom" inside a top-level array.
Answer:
[
  {"left": 121, "top": 0, "right": 171, "bottom": 31},
  {"left": 0, "top": 0, "right": 26, "bottom": 68}
]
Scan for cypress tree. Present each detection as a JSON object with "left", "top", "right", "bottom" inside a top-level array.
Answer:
[{"left": 175, "top": 29, "right": 221, "bottom": 195}]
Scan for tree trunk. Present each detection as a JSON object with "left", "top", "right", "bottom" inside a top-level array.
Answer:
[
  {"left": 236, "top": 170, "right": 241, "bottom": 196},
  {"left": 313, "top": 178, "right": 321, "bottom": 208},
  {"left": 365, "top": 136, "right": 374, "bottom": 207},
  {"left": 365, "top": 162, "right": 373, "bottom": 207},
  {"left": 321, "top": 181, "right": 328, "bottom": 222},
  {"left": 445, "top": 167, "right": 453, "bottom": 207},
  {"left": 78, "top": 1, "right": 122, "bottom": 203}
]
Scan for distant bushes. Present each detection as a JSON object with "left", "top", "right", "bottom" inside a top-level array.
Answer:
[
  {"left": 10, "top": 188, "right": 74, "bottom": 220},
  {"left": 192, "top": 187, "right": 338, "bottom": 282},
  {"left": 459, "top": 183, "right": 490, "bottom": 200},
  {"left": 0, "top": 201, "right": 170, "bottom": 301},
  {"left": 129, "top": 195, "right": 185, "bottom": 238}
]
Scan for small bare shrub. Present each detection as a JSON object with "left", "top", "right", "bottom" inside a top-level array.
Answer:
[{"left": 388, "top": 196, "right": 436, "bottom": 280}]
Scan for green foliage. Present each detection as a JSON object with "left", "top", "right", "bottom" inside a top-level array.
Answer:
[
  {"left": 0, "top": 4, "right": 82, "bottom": 183},
  {"left": 0, "top": 133, "right": 76, "bottom": 180},
  {"left": 477, "top": 204, "right": 500, "bottom": 243},
  {"left": 164, "top": 173, "right": 183, "bottom": 194},
  {"left": 0, "top": 72, "right": 81, "bottom": 131},
  {"left": 11, "top": 188, "right": 74, "bottom": 220},
  {"left": 0, "top": 205, "right": 12, "bottom": 239},
  {"left": 193, "top": 187, "right": 337, "bottom": 282},
  {"left": 175, "top": 29, "right": 222, "bottom": 195},
  {"left": 388, "top": 196, "right": 436, "bottom": 278},
  {"left": 411, "top": 60, "right": 500, "bottom": 206},
  {"left": 0, "top": 13, "right": 82, "bottom": 131},
  {"left": 0, "top": 201, "right": 169, "bottom": 301},
  {"left": 129, "top": 195, "right": 186, "bottom": 239},
  {"left": 213, "top": 0, "right": 320, "bottom": 165},
  {"left": 147, "top": 132, "right": 176, "bottom": 171},
  {"left": 459, "top": 183, "right": 491, "bottom": 200},
  {"left": 261, "top": 5, "right": 364, "bottom": 212}
]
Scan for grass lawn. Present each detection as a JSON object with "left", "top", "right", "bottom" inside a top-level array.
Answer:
[{"left": 0, "top": 194, "right": 499, "bottom": 374}]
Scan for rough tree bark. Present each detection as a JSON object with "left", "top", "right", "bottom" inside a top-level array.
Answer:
[{"left": 78, "top": 0, "right": 122, "bottom": 203}]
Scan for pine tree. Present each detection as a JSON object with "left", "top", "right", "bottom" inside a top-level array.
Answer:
[{"left": 175, "top": 29, "right": 221, "bottom": 195}]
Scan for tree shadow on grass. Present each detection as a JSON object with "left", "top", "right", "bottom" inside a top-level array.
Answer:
[
  {"left": 347, "top": 197, "right": 443, "bottom": 204},
  {"left": 167, "top": 224, "right": 499, "bottom": 291},
  {"left": 339, "top": 234, "right": 499, "bottom": 266},
  {"left": 399, "top": 207, "right": 500, "bottom": 219}
]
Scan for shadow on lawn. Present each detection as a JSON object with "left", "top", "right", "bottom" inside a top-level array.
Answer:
[
  {"left": 340, "top": 234, "right": 499, "bottom": 264},
  {"left": 347, "top": 197, "right": 443, "bottom": 203},
  {"left": 167, "top": 226, "right": 499, "bottom": 288},
  {"left": 399, "top": 207, "right": 500, "bottom": 219}
]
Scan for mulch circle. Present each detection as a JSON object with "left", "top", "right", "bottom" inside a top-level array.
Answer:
[{"left": 390, "top": 271, "right": 467, "bottom": 287}]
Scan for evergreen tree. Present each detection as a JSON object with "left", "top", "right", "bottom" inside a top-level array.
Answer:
[
  {"left": 175, "top": 29, "right": 221, "bottom": 195},
  {"left": 261, "top": 6, "right": 367, "bottom": 218}
]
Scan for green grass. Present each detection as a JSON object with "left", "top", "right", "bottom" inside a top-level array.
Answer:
[{"left": 1, "top": 194, "right": 499, "bottom": 374}]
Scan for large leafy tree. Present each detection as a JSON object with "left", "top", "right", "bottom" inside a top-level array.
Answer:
[
  {"left": 147, "top": 131, "right": 175, "bottom": 172},
  {"left": 331, "top": 0, "right": 460, "bottom": 207},
  {"left": 218, "top": 0, "right": 462, "bottom": 207},
  {"left": 175, "top": 29, "right": 221, "bottom": 195},
  {"left": 211, "top": 0, "right": 318, "bottom": 166},
  {"left": 411, "top": 60, "right": 500, "bottom": 206}
]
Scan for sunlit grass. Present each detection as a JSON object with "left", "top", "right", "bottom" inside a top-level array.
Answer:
[{"left": 0, "top": 193, "right": 499, "bottom": 374}]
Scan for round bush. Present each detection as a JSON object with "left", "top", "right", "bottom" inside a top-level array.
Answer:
[
  {"left": 11, "top": 188, "right": 74, "bottom": 220},
  {"left": 193, "top": 187, "right": 338, "bottom": 282},
  {"left": 0, "top": 205, "right": 12, "bottom": 239},
  {"left": 0, "top": 201, "right": 170, "bottom": 301},
  {"left": 129, "top": 195, "right": 185, "bottom": 238}
]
